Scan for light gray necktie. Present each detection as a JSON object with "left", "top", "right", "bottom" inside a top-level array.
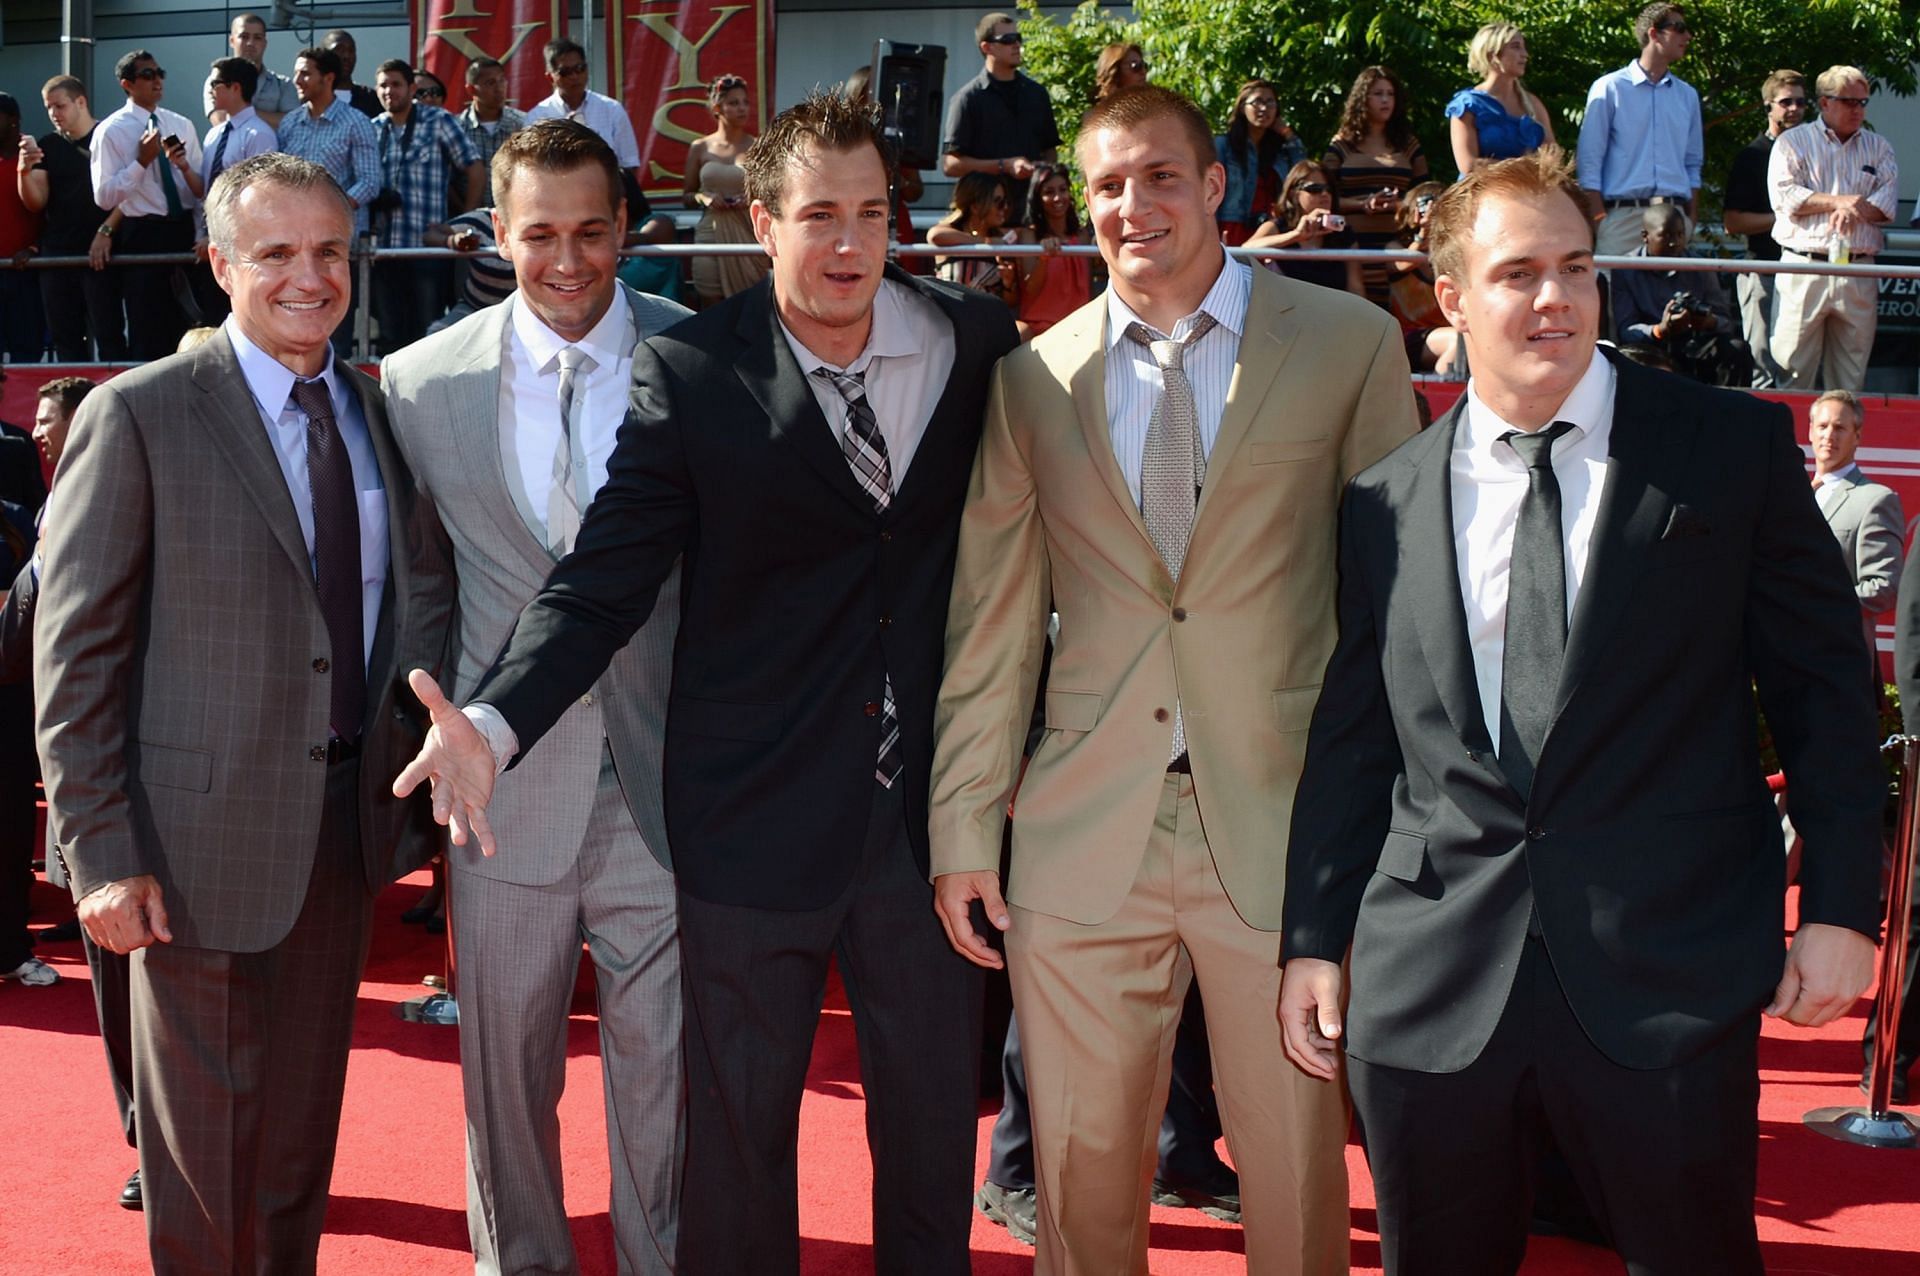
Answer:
[
  {"left": 547, "top": 345, "right": 596, "bottom": 555},
  {"left": 1128, "top": 313, "right": 1217, "bottom": 762}
]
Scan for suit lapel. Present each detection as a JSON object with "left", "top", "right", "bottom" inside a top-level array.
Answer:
[
  {"left": 191, "top": 333, "right": 312, "bottom": 580},
  {"left": 731, "top": 280, "right": 875, "bottom": 517},
  {"left": 1196, "top": 266, "right": 1296, "bottom": 523},
  {"left": 1403, "top": 401, "right": 1500, "bottom": 758},
  {"left": 1818, "top": 474, "right": 1856, "bottom": 528},
  {"left": 1551, "top": 353, "right": 1682, "bottom": 725},
  {"left": 1059, "top": 302, "right": 1155, "bottom": 553},
  {"left": 346, "top": 362, "right": 403, "bottom": 710},
  {"left": 452, "top": 300, "right": 561, "bottom": 573}
]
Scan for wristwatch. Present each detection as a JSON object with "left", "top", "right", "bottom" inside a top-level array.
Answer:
[{"left": 96, "top": 223, "right": 114, "bottom": 239}]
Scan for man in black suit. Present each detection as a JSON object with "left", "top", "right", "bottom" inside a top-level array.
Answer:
[
  {"left": 396, "top": 91, "right": 1019, "bottom": 1274},
  {"left": 1278, "top": 149, "right": 1883, "bottom": 1273}
]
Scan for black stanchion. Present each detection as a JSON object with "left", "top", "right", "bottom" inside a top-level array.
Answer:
[
  {"left": 1804, "top": 735, "right": 1917, "bottom": 1149},
  {"left": 396, "top": 855, "right": 459, "bottom": 1026}
]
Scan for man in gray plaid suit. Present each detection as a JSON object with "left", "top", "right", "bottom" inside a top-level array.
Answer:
[
  {"left": 381, "top": 120, "right": 692, "bottom": 1275},
  {"left": 33, "top": 151, "right": 452, "bottom": 1272}
]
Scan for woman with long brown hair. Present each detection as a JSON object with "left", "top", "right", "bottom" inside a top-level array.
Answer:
[
  {"left": 1245, "top": 159, "right": 1364, "bottom": 296},
  {"left": 684, "top": 73, "right": 768, "bottom": 306},
  {"left": 927, "top": 172, "right": 1021, "bottom": 309},
  {"left": 1322, "top": 65, "right": 1429, "bottom": 306},
  {"left": 1214, "top": 78, "right": 1306, "bottom": 245},
  {"left": 1015, "top": 162, "right": 1093, "bottom": 337},
  {"left": 1092, "top": 43, "right": 1149, "bottom": 100}
]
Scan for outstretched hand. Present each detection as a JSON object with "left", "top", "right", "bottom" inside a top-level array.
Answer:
[{"left": 393, "top": 668, "right": 500, "bottom": 856}]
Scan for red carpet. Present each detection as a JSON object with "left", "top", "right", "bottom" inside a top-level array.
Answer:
[{"left": 1, "top": 870, "right": 1914, "bottom": 1274}]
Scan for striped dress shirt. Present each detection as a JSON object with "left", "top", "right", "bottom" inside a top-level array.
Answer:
[
  {"left": 1102, "top": 254, "right": 1251, "bottom": 508},
  {"left": 1767, "top": 119, "right": 1899, "bottom": 256}
]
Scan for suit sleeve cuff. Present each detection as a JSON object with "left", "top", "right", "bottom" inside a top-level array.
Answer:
[{"left": 464, "top": 703, "right": 518, "bottom": 776}]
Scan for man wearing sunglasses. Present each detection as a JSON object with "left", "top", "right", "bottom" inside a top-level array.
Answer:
[
  {"left": 90, "top": 49, "right": 204, "bottom": 358},
  {"left": 1722, "top": 69, "right": 1807, "bottom": 388},
  {"left": 1575, "top": 2, "right": 1701, "bottom": 260},
  {"left": 527, "top": 38, "right": 644, "bottom": 191},
  {"left": 942, "top": 12, "right": 1059, "bottom": 226},
  {"left": 1767, "top": 65, "right": 1897, "bottom": 393}
]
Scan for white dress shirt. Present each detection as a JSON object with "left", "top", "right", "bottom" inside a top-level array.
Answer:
[
  {"left": 501, "top": 292, "right": 637, "bottom": 533},
  {"left": 778, "top": 278, "right": 956, "bottom": 489},
  {"left": 225, "top": 318, "right": 389, "bottom": 667},
  {"left": 1102, "top": 254, "right": 1251, "bottom": 507},
  {"left": 201, "top": 104, "right": 278, "bottom": 187},
  {"left": 91, "top": 100, "right": 205, "bottom": 217},
  {"left": 526, "top": 90, "right": 641, "bottom": 169},
  {"left": 1451, "top": 351, "right": 1616, "bottom": 753}
]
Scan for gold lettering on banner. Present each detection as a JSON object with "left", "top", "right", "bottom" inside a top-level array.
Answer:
[
  {"left": 431, "top": 21, "right": 546, "bottom": 64},
  {"left": 632, "top": 7, "right": 748, "bottom": 90},
  {"left": 438, "top": 0, "right": 493, "bottom": 17}
]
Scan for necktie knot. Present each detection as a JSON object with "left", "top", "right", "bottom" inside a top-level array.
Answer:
[
  {"left": 555, "top": 345, "right": 595, "bottom": 377},
  {"left": 291, "top": 377, "right": 332, "bottom": 422},
  {"left": 1501, "top": 421, "right": 1577, "bottom": 472},
  {"left": 1127, "top": 314, "right": 1218, "bottom": 374}
]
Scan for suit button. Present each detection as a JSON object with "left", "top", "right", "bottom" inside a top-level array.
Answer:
[
  {"left": 1153, "top": 708, "right": 1169, "bottom": 723},
  {"left": 1171, "top": 607, "right": 1187, "bottom": 622},
  {"left": 878, "top": 615, "right": 892, "bottom": 629},
  {"left": 879, "top": 531, "right": 894, "bottom": 542},
  {"left": 310, "top": 745, "right": 327, "bottom": 762},
  {"left": 864, "top": 701, "right": 881, "bottom": 717},
  {"left": 1466, "top": 750, "right": 1479, "bottom": 762},
  {"left": 581, "top": 693, "right": 594, "bottom": 707},
  {"left": 313, "top": 657, "right": 330, "bottom": 673},
  {"left": 1526, "top": 826, "right": 1546, "bottom": 841}
]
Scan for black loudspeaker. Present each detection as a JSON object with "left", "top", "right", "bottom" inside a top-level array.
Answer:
[{"left": 871, "top": 41, "right": 946, "bottom": 171}]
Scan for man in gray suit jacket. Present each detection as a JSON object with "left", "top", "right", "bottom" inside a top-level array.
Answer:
[
  {"left": 381, "top": 120, "right": 691, "bottom": 1275},
  {"left": 1810, "top": 389, "right": 1905, "bottom": 673},
  {"left": 33, "top": 153, "right": 451, "bottom": 1274}
]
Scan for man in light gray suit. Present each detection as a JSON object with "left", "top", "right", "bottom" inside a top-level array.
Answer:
[
  {"left": 33, "top": 152, "right": 451, "bottom": 1273},
  {"left": 1810, "top": 389, "right": 1905, "bottom": 673},
  {"left": 381, "top": 119, "right": 691, "bottom": 1276}
]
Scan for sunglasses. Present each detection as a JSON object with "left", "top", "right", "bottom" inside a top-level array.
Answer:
[
  {"left": 985, "top": 34, "right": 1023, "bottom": 46},
  {"left": 1826, "top": 96, "right": 1870, "bottom": 108},
  {"left": 1299, "top": 181, "right": 1329, "bottom": 195},
  {"left": 1772, "top": 97, "right": 1808, "bottom": 108},
  {"left": 552, "top": 63, "right": 588, "bottom": 76},
  {"left": 414, "top": 88, "right": 444, "bottom": 100},
  {"left": 130, "top": 67, "right": 167, "bottom": 81},
  {"left": 1655, "top": 21, "right": 1689, "bottom": 34}
]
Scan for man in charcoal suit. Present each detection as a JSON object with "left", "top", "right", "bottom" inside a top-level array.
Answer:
[
  {"left": 393, "top": 92, "right": 1019, "bottom": 1274},
  {"left": 1278, "top": 149, "right": 1882, "bottom": 1273},
  {"left": 34, "top": 152, "right": 450, "bottom": 1273},
  {"left": 381, "top": 119, "right": 691, "bottom": 1275}
]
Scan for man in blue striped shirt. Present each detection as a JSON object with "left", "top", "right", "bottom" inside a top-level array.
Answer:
[
  {"left": 1575, "top": 3, "right": 1702, "bottom": 260},
  {"left": 370, "top": 58, "right": 481, "bottom": 352}
]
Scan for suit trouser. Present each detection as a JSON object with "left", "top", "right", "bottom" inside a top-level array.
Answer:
[
  {"left": 1735, "top": 271, "right": 1787, "bottom": 389},
  {"left": 987, "top": 981, "right": 1225, "bottom": 1190},
  {"left": 114, "top": 215, "right": 195, "bottom": 361},
  {"left": 41, "top": 253, "right": 131, "bottom": 362},
  {"left": 0, "top": 682, "right": 35, "bottom": 971},
  {"left": 452, "top": 743, "right": 682, "bottom": 1276},
  {"left": 1771, "top": 252, "right": 1876, "bottom": 392},
  {"left": 1349, "top": 935, "right": 1763, "bottom": 1276},
  {"left": 675, "top": 781, "right": 984, "bottom": 1276},
  {"left": 1006, "top": 771, "right": 1351, "bottom": 1276},
  {"left": 131, "top": 755, "right": 371, "bottom": 1276},
  {"left": 85, "top": 932, "right": 139, "bottom": 1147}
]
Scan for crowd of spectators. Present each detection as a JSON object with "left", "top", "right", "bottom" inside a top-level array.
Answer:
[{"left": 0, "top": 1, "right": 1911, "bottom": 383}]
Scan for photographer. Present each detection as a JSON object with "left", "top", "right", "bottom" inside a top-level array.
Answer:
[
  {"left": 370, "top": 57, "right": 481, "bottom": 352},
  {"left": 1611, "top": 203, "right": 1749, "bottom": 385}
]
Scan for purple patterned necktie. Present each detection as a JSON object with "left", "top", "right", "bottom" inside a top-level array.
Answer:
[{"left": 291, "top": 378, "right": 366, "bottom": 740}]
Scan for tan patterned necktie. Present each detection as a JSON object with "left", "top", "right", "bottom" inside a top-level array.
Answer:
[{"left": 1128, "top": 313, "right": 1217, "bottom": 763}]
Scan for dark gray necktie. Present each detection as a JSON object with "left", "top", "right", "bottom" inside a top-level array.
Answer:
[
  {"left": 208, "top": 124, "right": 233, "bottom": 182},
  {"left": 291, "top": 378, "right": 366, "bottom": 740},
  {"left": 1497, "top": 421, "right": 1578, "bottom": 797}
]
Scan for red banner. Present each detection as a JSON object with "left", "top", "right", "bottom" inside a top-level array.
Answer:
[
  {"left": 414, "top": 0, "right": 564, "bottom": 114},
  {"left": 607, "top": 0, "right": 775, "bottom": 201}
]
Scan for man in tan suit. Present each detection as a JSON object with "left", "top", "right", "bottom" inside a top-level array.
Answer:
[{"left": 929, "top": 86, "right": 1417, "bottom": 1275}]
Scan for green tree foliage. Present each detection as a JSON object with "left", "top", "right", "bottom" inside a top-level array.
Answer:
[{"left": 1020, "top": 0, "right": 1920, "bottom": 211}]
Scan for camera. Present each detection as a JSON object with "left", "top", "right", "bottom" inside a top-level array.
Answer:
[{"left": 1667, "top": 290, "right": 1711, "bottom": 317}]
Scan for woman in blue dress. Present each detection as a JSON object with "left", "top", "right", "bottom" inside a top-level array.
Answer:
[{"left": 1445, "top": 22, "right": 1555, "bottom": 174}]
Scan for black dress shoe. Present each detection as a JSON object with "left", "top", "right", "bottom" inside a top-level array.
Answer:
[
  {"left": 974, "top": 1180, "right": 1037, "bottom": 1246},
  {"left": 38, "top": 917, "right": 82, "bottom": 943},
  {"left": 1151, "top": 1163, "right": 1241, "bottom": 1223},
  {"left": 119, "top": 1168, "right": 143, "bottom": 1211}
]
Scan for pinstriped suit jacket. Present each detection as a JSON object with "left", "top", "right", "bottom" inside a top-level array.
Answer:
[
  {"left": 382, "top": 285, "right": 690, "bottom": 884},
  {"left": 33, "top": 331, "right": 454, "bottom": 952}
]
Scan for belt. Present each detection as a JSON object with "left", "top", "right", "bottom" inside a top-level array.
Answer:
[
  {"left": 1603, "top": 196, "right": 1687, "bottom": 208},
  {"left": 1167, "top": 752, "right": 1191, "bottom": 774},
  {"left": 326, "top": 736, "right": 362, "bottom": 764},
  {"left": 1791, "top": 248, "right": 1874, "bottom": 263}
]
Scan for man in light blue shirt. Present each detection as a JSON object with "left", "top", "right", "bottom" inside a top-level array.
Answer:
[{"left": 1575, "top": 2, "right": 1702, "bottom": 259}]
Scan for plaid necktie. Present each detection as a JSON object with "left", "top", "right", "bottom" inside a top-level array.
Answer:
[
  {"left": 1128, "top": 314, "right": 1218, "bottom": 763},
  {"left": 546, "top": 346, "right": 596, "bottom": 556},
  {"left": 291, "top": 378, "right": 366, "bottom": 740},
  {"left": 813, "top": 366, "right": 904, "bottom": 788},
  {"left": 149, "top": 112, "right": 184, "bottom": 217}
]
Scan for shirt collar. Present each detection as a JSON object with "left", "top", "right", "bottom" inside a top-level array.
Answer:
[
  {"left": 226, "top": 104, "right": 259, "bottom": 130},
  {"left": 1817, "top": 464, "right": 1862, "bottom": 488},
  {"left": 224, "top": 316, "right": 348, "bottom": 424},
  {"left": 1627, "top": 59, "right": 1670, "bottom": 87},
  {"left": 510, "top": 286, "right": 631, "bottom": 375},
  {"left": 1460, "top": 347, "right": 1614, "bottom": 464},
  {"left": 778, "top": 278, "right": 920, "bottom": 377},
  {"left": 1104, "top": 252, "right": 1250, "bottom": 350}
]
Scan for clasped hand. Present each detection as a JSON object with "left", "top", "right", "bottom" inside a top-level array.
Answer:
[{"left": 392, "top": 668, "right": 501, "bottom": 856}]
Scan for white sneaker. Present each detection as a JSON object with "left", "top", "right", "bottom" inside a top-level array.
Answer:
[{"left": 3, "top": 958, "right": 60, "bottom": 986}]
